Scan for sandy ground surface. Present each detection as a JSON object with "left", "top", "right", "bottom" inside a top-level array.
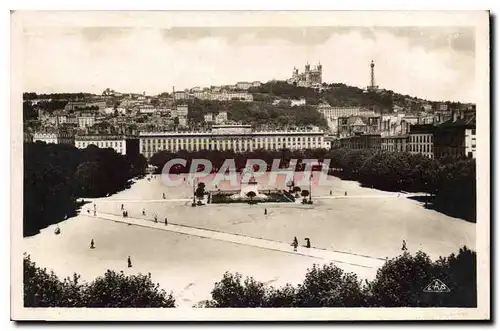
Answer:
[{"left": 23, "top": 172, "right": 475, "bottom": 307}]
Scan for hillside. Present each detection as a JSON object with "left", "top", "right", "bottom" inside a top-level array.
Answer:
[{"left": 248, "top": 81, "right": 468, "bottom": 113}]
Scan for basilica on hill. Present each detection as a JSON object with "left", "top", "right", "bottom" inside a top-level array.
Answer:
[{"left": 287, "top": 62, "right": 323, "bottom": 88}]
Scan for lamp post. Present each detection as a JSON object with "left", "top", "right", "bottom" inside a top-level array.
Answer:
[
  {"left": 192, "top": 177, "right": 197, "bottom": 204},
  {"left": 309, "top": 173, "right": 313, "bottom": 203}
]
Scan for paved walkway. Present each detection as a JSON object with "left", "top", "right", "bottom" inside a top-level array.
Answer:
[
  {"left": 85, "top": 193, "right": 419, "bottom": 204},
  {"left": 87, "top": 211, "right": 386, "bottom": 270},
  {"left": 87, "top": 198, "right": 192, "bottom": 203}
]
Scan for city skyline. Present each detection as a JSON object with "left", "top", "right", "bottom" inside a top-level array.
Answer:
[{"left": 23, "top": 26, "right": 475, "bottom": 102}]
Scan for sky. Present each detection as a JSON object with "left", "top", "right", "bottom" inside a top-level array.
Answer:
[{"left": 22, "top": 26, "right": 476, "bottom": 102}]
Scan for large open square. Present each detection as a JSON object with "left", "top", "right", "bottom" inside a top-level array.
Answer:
[{"left": 23, "top": 172, "right": 476, "bottom": 307}]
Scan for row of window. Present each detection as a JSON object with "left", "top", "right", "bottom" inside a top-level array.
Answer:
[
  {"left": 142, "top": 141, "right": 321, "bottom": 152},
  {"left": 141, "top": 136, "right": 322, "bottom": 145},
  {"left": 409, "top": 144, "right": 432, "bottom": 154},
  {"left": 76, "top": 141, "right": 124, "bottom": 148},
  {"left": 409, "top": 134, "right": 433, "bottom": 144},
  {"left": 142, "top": 142, "right": 321, "bottom": 156}
]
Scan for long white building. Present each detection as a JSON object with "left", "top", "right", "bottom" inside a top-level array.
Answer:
[
  {"left": 139, "top": 124, "right": 325, "bottom": 158},
  {"left": 74, "top": 134, "right": 139, "bottom": 156},
  {"left": 33, "top": 130, "right": 74, "bottom": 145}
]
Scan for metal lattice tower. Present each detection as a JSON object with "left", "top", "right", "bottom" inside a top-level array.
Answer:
[{"left": 370, "top": 60, "right": 376, "bottom": 89}]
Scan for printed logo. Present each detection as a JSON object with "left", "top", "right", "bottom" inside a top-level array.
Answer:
[{"left": 423, "top": 279, "right": 451, "bottom": 293}]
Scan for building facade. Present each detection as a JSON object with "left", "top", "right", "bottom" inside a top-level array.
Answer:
[
  {"left": 381, "top": 135, "right": 409, "bottom": 153},
  {"left": 204, "top": 113, "right": 214, "bottom": 122},
  {"left": 236, "top": 82, "right": 253, "bottom": 90},
  {"left": 317, "top": 105, "right": 374, "bottom": 119},
  {"left": 433, "top": 115, "right": 476, "bottom": 159},
  {"left": 339, "top": 133, "right": 381, "bottom": 150},
  {"left": 74, "top": 134, "right": 139, "bottom": 156},
  {"left": 408, "top": 124, "right": 434, "bottom": 159},
  {"left": 78, "top": 114, "right": 96, "bottom": 129},
  {"left": 139, "top": 125, "right": 325, "bottom": 158},
  {"left": 337, "top": 115, "right": 382, "bottom": 137},
  {"left": 215, "top": 111, "right": 228, "bottom": 124},
  {"left": 33, "top": 130, "right": 74, "bottom": 145},
  {"left": 24, "top": 131, "right": 33, "bottom": 143}
]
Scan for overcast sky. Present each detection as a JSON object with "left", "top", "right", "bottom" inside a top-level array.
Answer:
[{"left": 22, "top": 26, "right": 475, "bottom": 102}]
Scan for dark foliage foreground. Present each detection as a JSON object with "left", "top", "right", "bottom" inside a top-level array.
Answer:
[
  {"left": 24, "top": 142, "right": 147, "bottom": 237},
  {"left": 23, "top": 255, "right": 176, "bottom": 308},
  {"left": 24, "top": 247, "right": 475, "bottom": 308},
  {"left": 201, "top": 246, "right": 476, "bottom": 308}
]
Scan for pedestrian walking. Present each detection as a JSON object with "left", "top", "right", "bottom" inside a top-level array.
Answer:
[
  {"left": 402, "top": 240, "right": 407, "bottom": 251},
  {"left": 121, "top": 204, "right": 124, "bottom": 210},
  {"left": 164, "top": 217, "right": 168, "bottom": 226},
  {"left": 292, "top": 236, "right": 298, "bottom": 252},
  {"left": 330, "top": 190, "right": 332, "bottom": 195},
  {"left": 264, "top": 208, "right": 267, "bottom": 215},
  {"left": 344, "top": 191, "right": 347, "bottom": 196},
  {"left": 154, "top": 215, "right": 158, "bottom": 223},
  {"left": 163, "top": 193, "right": 166, "bottom": 199},
  {"left": 90, "top": 239, "right": 95, "bottom": 249},
  {"left": 127, "top": 256, "right": 132, "bottom": 268},
  {"left": 122, "top": 211, "right": 126, "bottom": 218},
  {"left": 142, "top": 208, "right": 146, "bottom": 216}
]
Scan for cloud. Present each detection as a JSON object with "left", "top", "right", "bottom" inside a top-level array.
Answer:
[{"left": 22, "top": 26, "right": 475, "bottom": 102}]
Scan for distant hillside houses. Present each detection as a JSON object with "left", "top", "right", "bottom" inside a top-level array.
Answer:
[
  {"left": 65, "top": 100, "right": 107, "bottom": 112},
  {"left": 173, "top": 90, "right": 253, "bottom": 102}
]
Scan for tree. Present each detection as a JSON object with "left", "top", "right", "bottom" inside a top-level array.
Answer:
[
  {"left": 209, "top": 272, "right": 267, "bottom": 308},
  {"left": 263, "top": 284, "right": 297, "bottom": 307},
  {"left": 74, "top": 161, "right": 106, "bottom": 197},
  {"left": 366, "top": 248, "right": 477, "bottom": 307},
  {"left": 24, "top": 142, "right": 80, "bottom": 236},
  {"left": 301, "top": 189, "right": 310, "bottom": 203},
  {"left": 24, "top": 142, "right": 143, "bottom": 236},
  {"left": 205, "top": 247, "right": 476, "bottom": 308},
  {"left": 23, "top": 101, "right": 37, "bottom": 121},
  {"left": 24, "top": 255, "right": 84, "bottom": 307},
  {"left": 328, "top": 147, "right": 476, "bottom": 222},
  {"left": 432, "top": 246, "right": 477, "bottom": 307},
  {"left": 366, "top": 251, "right": 439, "bottom": 307},
  {"left": 24, "top": 256, "right": 176, "bottom": 308},
  {"left": 83, "top": 270, "right": 176, "bottom": 308},
  {"left": 295, "top": 263, "right": 367, "bottom": 307},
  {"left": 246, "top": 191, "right": 257, "bottom": 201}
]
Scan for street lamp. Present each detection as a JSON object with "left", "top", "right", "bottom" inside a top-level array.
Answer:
[{"left": 309, "top": 173, "right": 313, "bottom": 203}]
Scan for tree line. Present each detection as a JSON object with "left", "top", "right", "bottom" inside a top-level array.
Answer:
[
  {"left": 24, "top": 247, "right": 476, "bottom": 308},
  {"left": 328, "top": 148, "right": 476, "bottom": 222},
  {"left": 149, "top": 147, "right": 476, "bottom": 222},
  {"left": 184, "top": 98, "right": 328, "bottom": 129},
  {"left": 23, "top": 92, "right": 94, "bottom": 100},
  {"left": 24, "top": 142, "right": 147, "bottom": 237},
  {"left": 149, "top": 148, "right": 329, "bottom": 174},
  {"left": 24, "top": 255, "right": 175, "bottom": 308}
]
